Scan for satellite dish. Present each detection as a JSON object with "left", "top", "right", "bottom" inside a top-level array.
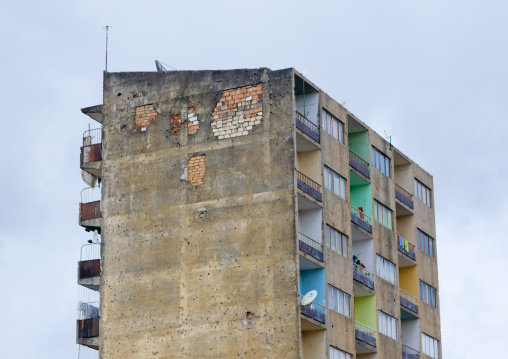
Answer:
[
  {"left": 155, "top": 60, "right": 167, "bottom": 72},
  {"left": 93, "top": 230, "right": 98, "bottom": 242},
  {"left": 301, "top": 290, "right": 317, "bottom": 306}
]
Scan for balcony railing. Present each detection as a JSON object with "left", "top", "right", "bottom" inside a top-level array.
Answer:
[
  {"left": 400, "top": 289, "right": 419, "bottom": 314},
  {"left": 350, "top": 204, "right": 372, "bottom": 233},
  {"left": 296, "top": 111, "right": 320, "bottom": 143},
  {"left": 402, "top": 344, "right": 421, "bottom": 359},
  {"left": 81, "top": 128, "right": 102, "bottom": 164},
  {"left": 355, "top": 321, "right": 377, "bottom": 347},
  {"left": 395, "top": 183, "right": 414, "bottom": 209},
  {"left": 297, "top": 170, "right": 322, "bottom": 202},
  {"left": 79, "top": 242, "right": 101, "bottom": 282},
  {"left": 349, "top": 150, "right": 370, "bottom": 178},
  {"left": 300, "top": 294, "right": 326, "bottom": 323},
  {"left": 397, "top": 236, "right": 416, "bottom": 261},
  {"left": 298, "top": 232, "right": 324, "bottom": 262},
  {"left": 353, "top": 262, "right": 375, "bottom": 290}
]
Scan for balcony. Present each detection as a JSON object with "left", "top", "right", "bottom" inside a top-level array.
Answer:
[
  {"left": 355, "top": 321, "right": 377, "bottom": 348},
  {"left": 298, "top": 232, "right": 323, "bottom": 262},
  {"left": 351, "top": 204, "right": 372, "bottom": 233},
  {"left": 402, "top": 344, "right": 421, "bottom": 359},
  {"left": 400, "top": 289, "right": 419, "bottom": 317},
  {"left": 395, "top": 183, "right": 414, "bottom": 210},
  {"left": 296, "top": 111, "right": 320, "bottom": 143},
  {"left": 78, "top": 241, "right": 101, "bottom": 291},
  {"left": 77, "top": 301, "right": 100, "bottom": 349},
  {"left": 349, "top": 150, "right": 370, "bottom": 179},
  {"left": 353, "top": 262, "right": 375, "bottom": 290},
  {"left": 300, "top": 294, "right": 326, "bottom": 324},
  {"left": 297, "top": 170, "right": 322, "bottom": 202},
  {"left": 80, "top": 187, "right": 102, "bottom": 232},
  {"left": 81, "top": 128, "right": 102, "bottom": 178},
  {"left": 397, "top": 236, "right": 416, "bottom": 261}
]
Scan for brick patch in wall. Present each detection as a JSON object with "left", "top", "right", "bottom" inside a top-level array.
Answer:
[
  {"left": 188, "top": 154, "right": 205, "bottom": 187},
  {"left": 134, "top": 104, "right": 157, "bottom": 131},
  {"left": 211, "top": 84, "right": 263, "bottom": 140},
  {"left": 170, "top": 107, "right": 200, "bottom": 135}
]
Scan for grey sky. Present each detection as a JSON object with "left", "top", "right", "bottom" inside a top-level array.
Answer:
[{"left": 1, "top": 0, "right": 506, "bottom": 357}]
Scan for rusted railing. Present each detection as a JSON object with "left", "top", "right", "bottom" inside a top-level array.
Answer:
[
  {"left": 395, "top": 183, "right": 413, "bottom": 200},
  {"left": 351, "top": 204, "right": 372, "bottom": 225},
  {"left": 296, "top": 111, "right": 319, "bottom": 133},
  {"left": 298, "top": 232, "right": 323, "bottom": 252},
  {"left": 83, "top": 128, "right": 102, "bottom": 146},
  {"left": 297, "top": 170, "right": 321, "bottom": 192},
  {"left": 349, "top": 150, "right": 370, "bottom": 170}
]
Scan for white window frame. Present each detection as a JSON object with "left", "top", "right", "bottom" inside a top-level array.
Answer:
[
  {"left": 417, "top": 228, "right": 435, "bottom": 257},
  {"left": 326, "top": 225, "right": 348, "bottom": 258},
  {"left": 324, "top": 166, "right": 346, "bottom": 200},
  {"left": 330, "top": 346, "right": 352, "bottom": 359},
  {"left": 371, "top": 147, "right": 390, "bottom": 177},
  {"left": 328, "top": 285, "right": 350, "bottom": 317},
  {"left": 376, "top": 254, "right": 396, "bottom": 284},
  {"left": 414, "top": 179, "right": 432, "bottom": 207},
  {"left": 422, "top": 333, "right": 439, "bottom": 358},
  {"left": 419, "top": 280, "right": 437, "bottom": 308},
  {"left": 378, "top": 311, "right": 398, "bottom": 340},
  {"left": 373, "top": 200, "right": 393, "bottom": 230},
  {"left": 322, "top": 109, "right": 344, "bottom": 144}
]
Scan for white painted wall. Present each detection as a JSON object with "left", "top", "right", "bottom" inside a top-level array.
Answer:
[
  {"left": 298, "top": 208, "right": 323, "bottom": 244},
  {"left": 352, "top": 239, "right": 375, "bottom": 271},
  {"left": 401, "top": 319, "right": 420, "bottom": 350}
]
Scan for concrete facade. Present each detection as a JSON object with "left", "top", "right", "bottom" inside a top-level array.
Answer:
[{"left": 77, "top": 67, "right": 442, "bottom": 359}]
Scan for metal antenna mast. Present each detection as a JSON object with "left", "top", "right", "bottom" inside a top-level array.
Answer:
[{"left": 103, "top": 24, "right": 111, "bottom": 71}]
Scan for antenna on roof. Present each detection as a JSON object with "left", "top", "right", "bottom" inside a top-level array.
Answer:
[
  {"left": 155, "top": 60, "right": 178, "bottom": 72},
  {"left": 384, "top": 130, "right": 394, "bottom": 150},
  {"left": 103, "top": 24, "right": 111, "bottom": 72}
]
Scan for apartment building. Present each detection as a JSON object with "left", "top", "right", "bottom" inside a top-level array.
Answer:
[{"left": 76, "top": 68, "right": 441, "bottom": 359}]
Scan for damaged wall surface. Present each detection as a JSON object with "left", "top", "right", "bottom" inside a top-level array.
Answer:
[{"left": 99, "top": 69, "right": 300, "bottom": 358}]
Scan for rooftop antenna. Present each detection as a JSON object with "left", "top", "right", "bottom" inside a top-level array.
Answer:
[
  {"left": 103, "top": 24, "right": 111, "bottom": 72},
  {"left": 301, "top": 70, "right": 307, "bottom": 117},
  {"left": 155, "top": 60, "right": 178, "bottom": 72},
  {"left": 384, "top": 130, "right": 394, "bottom": 150}
]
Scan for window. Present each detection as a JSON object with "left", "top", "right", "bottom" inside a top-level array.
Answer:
[
  {"left": 326, "top": 225, "right": 348, "bottom": 258},
  {"left": 330, "top": 346, "right": 352, "bottom": 359},
  {"left": 419, "top": 280, "right": 437, "bottom": 307},
  {"left": 376, "top": 255, "right": 395, "bottom": 284},
  {"left": 322, "top": 109, "right": 344, "bottom": 143},
  {"left": 373, "top": 200, "right": 392, "bottom": 230},
  {"left": 422, "top": 333, "right": 439, "bottom": 358},
  {"left": 328, "top": 285, "right": 350, "bottom": 317},
  {"left": 371, "top": 147, "right": 390, "bottom": 177},
  {"left": 378, "top": 311, "right": 398, "bottom": 340},
  {"left": 414, "top": 179, "right": 432, "bottom": 207},
  {"left": 324, "top": 166, "right": 346, "bottom": 200},
  {"left": 417, "top": 229, "right": 435, "bottom": 257}
]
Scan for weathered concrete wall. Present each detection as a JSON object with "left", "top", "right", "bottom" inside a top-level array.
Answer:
[{"left": 99, "top": 69, "right": 301, "bottom": 358}]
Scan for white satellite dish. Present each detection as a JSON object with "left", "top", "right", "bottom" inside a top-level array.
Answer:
[
  {"left": 93, "top": 230, "right": 98, "bottom": 242},
  {"left": 301, "top": 290, "right": 317, "bottom": 306}
]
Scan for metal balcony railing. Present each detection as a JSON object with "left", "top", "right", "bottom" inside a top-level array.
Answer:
[
  {"left": 349, "top": 150, "right": 370, "bottom": 170},
  {"left": 296, "top": 111, "right": 319, "bottom": 133},
  {"left": 298, "top": 232, "right": 323, "bottom": 252},
  {"left": 397, "top": 236, "right": 416, "bottom": 261},
  {"left": 83, "top": 128, "right": 102, "bottom": 146},
  {"left": 78, "top": 345, "right": 99, "bottom": 359},
  {"left": 297, "top": 171, "right": 321, "bottom": 192},
  {"left": 80, "top": 241, "right": 101, "bottom": 262},
  {"left": 402, "top": 344, "right": 421, "bottom": 358},
  {"left": 300, "top": 294, "right": 327, "bottom": 315},
  {"left": 395, "top": 184, "right": 413, "bottom": 200},
  {"left": 395, "top": 183, "right": 414, "bottom": 209},
  {"left": 400, "top": 289, "right": 418, "bottom": 306},
  {"left": 351, "top": 204, "right": 372, "bottom": 225},
  {"left": 355, "top": 321, "right": 377, "bottom": 338},
  {"left": 80, "top": 187, "right": 101, "bottom": 205},
  {"left": 353, "top": 262, "right": 374, "bottom": 278}
]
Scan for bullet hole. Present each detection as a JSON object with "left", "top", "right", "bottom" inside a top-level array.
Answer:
[
  {"left": 217, "top": 80, "right": 222, "bottom": 83},
  {"left": 117, "top": 93, "right": 121, "bottom": 96},
  {"left": 177, "top": 143, "right": 180, "bottom": 147},
  {"left": 246, "top": 312, "right": 255, "bottom": 320},
  {"left": 133, "top": 93, "right": 143, "bottom": 98},
  {"left": 194, "top": 208, "right": 209, "bottom": 223}
]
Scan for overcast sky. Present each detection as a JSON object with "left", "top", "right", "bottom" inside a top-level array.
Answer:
[{"left": 1, "top": 1, "right": 506, "bottom": 358}]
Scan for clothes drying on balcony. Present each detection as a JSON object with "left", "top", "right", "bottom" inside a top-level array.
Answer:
[{"left": 79, "top": 301, "right": 100, "bottom": 319}]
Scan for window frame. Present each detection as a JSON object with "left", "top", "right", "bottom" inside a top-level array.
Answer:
[
  {"left": 414, "top": 178, "right": 432, "bottom": 207},
  {"left": 328, "top": 285, "right": 351, "bottom": 317},
  {"left": 324, "top": 166, "right": 347, "bottom": 200},
  {"left": 371, "top": 146, "right": 391, "bottom": 177},
  {"left": 378, "top": 310, "right": 398, "bottom": 340},
  {"left": 422, "top": 333, "right": 439, "bottom": 358},
  {"left": 373, "top": 200, "right": 393, "bottom": 230},
  {"left": 419, "top": 280, "right": 437, "bottom": 308},
  {"left": 376, "top": 254, "right": 396, "bottom": 285},
  {"left": 322, "top": 108, "right": 345, "bottom": 144},
  {"left": 325, "top": 224, "right": 348, "bottom": 258},
  {"left": 417, "top": 228, "right": 435, "bottom": 257},
  {"left": 329, "top": 346, "right": 352, "bottom": 359}
]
